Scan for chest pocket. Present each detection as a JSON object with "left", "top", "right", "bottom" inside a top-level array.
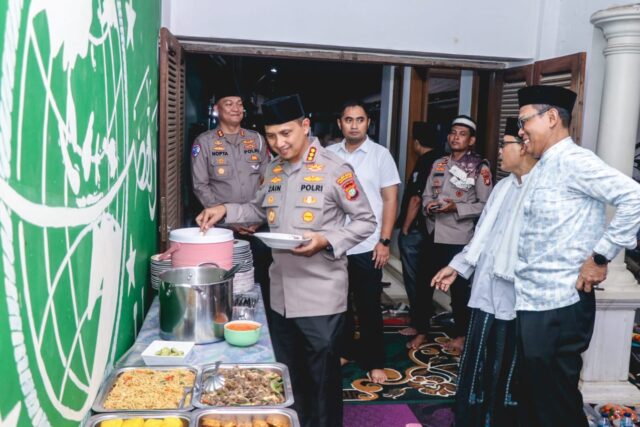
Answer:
[
  {"left": 243, "top": 148, "right": 262, "bottom": 164},
  {"left": 213, "top": 161, "right": 232, "bottom": 180},
  {"left": 292, "top": 192, "right": 325, "bottom": 230},
  {"left": 450, "top": 183, "right": 471, "bottom": 201},
  {"left": 261, "top": 190, "right": 282, "bottom": 229}
]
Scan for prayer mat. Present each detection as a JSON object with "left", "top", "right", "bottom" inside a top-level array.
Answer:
[
  {"left": 343, "top": 403, "right": 421, "bottom": 427},
  {"left": 342, "top": 325, "right": 460, "bottom": 403}
]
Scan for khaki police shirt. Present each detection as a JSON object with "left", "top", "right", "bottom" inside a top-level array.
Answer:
[
  {"left": 422, "top": 153, "right": 493, "bottom": 245},
  {"left": 191, "top": 127, "right": 270, "bottom": 206},
  {"left": 225, "top": 139, "right": 376, "bottom": 318}
]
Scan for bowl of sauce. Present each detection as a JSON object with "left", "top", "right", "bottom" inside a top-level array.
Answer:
[{"left": 223, "top": 320, "right": 262, "bottom": 346}]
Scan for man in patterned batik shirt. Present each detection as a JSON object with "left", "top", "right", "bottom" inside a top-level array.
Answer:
[{"left": 514, "top": 85, "right": 640, "bottom": 427}]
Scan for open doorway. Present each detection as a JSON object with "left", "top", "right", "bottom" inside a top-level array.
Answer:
[{"left": 182, "top": 54, "right": 385, "bottom": 224}]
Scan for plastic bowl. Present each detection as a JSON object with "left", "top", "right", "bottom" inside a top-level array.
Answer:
[{"left": 223, "top": 320, "right": 262, "bottom": 347}]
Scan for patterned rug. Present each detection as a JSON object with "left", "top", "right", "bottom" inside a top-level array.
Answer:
[{"left": 342, "top": 325, "right": 459, "bottom": 403}]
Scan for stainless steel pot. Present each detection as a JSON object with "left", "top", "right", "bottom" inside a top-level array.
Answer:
[{"left": 158, "top": 266, "right": 233, "bottom": 343}]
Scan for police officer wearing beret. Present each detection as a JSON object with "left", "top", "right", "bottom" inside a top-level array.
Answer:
[
  {"left": 409, "top": 115, "right": 493, "bottom": 351},
  {"left": 196, "top": 94, "right": 376, "bottom": 427},
  {"left": 190, "top": 83, "right": 273, "bottom": 310}
]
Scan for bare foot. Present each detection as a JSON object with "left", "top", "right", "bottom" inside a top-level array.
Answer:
[
  {"left": 398, "top": 327, "right": 417, "bottom": 336},
  {"left": 369, "top": 368, "right": 388, "bottom": 383},
  {"left": 443, "top": 336, "right": 465, "bottom": 352},
  {"left": 406, "top": 333, "right": 427, "bottom": 349},
  {"left": 340, "top": 357, "right": 351, "bottom": 367}
]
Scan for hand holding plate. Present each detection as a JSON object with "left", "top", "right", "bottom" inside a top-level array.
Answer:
[{"left": 290, "top": 232, "right": 328, "bottom": 257}]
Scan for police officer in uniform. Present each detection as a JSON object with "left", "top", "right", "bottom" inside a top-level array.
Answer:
[
  {"left": 190, "top": 84, "right": 273, "bottom": 308},
  {"left": 409, "top": 115, "right": 493, "bottom": 351},
  {"left": 196, "top": 94, "right": 376, "bottom": 427}
]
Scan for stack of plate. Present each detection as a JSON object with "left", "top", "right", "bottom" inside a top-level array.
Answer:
[
  {"left": 232, "top": 240, "right": 255, "bottom": 293},
  {"left": 150, "top": 254, "right": 172, "bottom": 290}
]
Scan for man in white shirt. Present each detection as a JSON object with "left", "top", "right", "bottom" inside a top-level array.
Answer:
[
  {"left": 328, "top": 100, "right": 401, "bottom": 383},
  {"left": 515, "top": 85, "right": 640, "bottom": 426}
]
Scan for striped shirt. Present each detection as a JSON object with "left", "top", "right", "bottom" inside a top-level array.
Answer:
[{"left": 515, "top": 138, "right": 640, "bottom": 311}]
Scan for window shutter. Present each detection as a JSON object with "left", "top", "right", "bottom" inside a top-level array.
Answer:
[
  {"left": 533, "top": 53, "right": 586, "bottom": 145},
  {"left": 158, "top": 27, "right": 185, "bottom": 250},
  {"left": 495, "top": 65, "right": 533, "bottom": 180}
]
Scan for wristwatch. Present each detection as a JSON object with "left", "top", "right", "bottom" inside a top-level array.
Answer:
[
  {"left": 592, "top": 252, "right": 609, "bottom": 266},
  {"left": 379, "top": 238, "right": 391, "bottom": 247}
]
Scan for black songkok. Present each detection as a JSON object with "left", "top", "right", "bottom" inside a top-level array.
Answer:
[
  {"left": 517, "top": 85, "right": 576, "bottom": 113},
  {"left": 261, "top": 94, "right": 306, "bottom": 125}
]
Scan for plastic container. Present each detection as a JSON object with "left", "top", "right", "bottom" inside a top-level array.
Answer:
[
  {"left": 621, "top": 413, "right": 634, "bottom": 427},
  {"left": 160, "top": 228, "right": 233, "bottom": 269},
  {"left": 141, "top": 340, "right": 195, "bottom": 366}
]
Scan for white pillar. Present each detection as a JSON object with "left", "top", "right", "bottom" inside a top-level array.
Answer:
[{"left": 581, "top": 4, "right": 640, "bottom": 405}]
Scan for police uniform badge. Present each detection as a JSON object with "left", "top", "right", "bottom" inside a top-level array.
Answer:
[
  {"left": 336, "top": 172, "right": 359, "bottom": 201},
  {"left": 191, "top": 143, "right": 201, "bottom": 158},
  {"left": 306, "top": 164, "right": 325, "bottom": 172},
  {"left": 305, "top": 147, "right": 317, "bottom": 163},
  {"left": 481, "top": 168, "right": 492, "bottom": 186}
]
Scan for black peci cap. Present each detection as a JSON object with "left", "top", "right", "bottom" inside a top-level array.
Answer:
[
  {"left": 214, "top": 74, "right": 242, "bottom": 103},
  {"left": 517, "top": 85, "right": 577, "bottom": 113},
  {"left": 261, "top": 94, "right": 305, "bottom": 125},
  {"left": 504, "top": 117, "right": 520, "bottom": 138},
  {"left": 412, "top": 121, "right": 439, "bottom": 148}
]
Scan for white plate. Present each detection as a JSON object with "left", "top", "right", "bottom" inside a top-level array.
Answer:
[
  {"left": 141, "top": 340, "right": 195, "bottom": 365},
  {"left": 253, "top": 232, "right": 311, "bottom": 250}
]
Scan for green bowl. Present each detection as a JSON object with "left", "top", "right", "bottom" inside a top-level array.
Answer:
[{"left": 223, "top": 320, "right": 262, "bottom": 346}]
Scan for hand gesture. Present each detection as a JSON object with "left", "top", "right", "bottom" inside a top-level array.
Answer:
[
  {"left": 431, "top": 266, "right": 458, "bottom": 292},
  {"left": 575, "top": 256, "right": 607, "bottom": 292},
  {"left": 291, "top": 232, "right": 330, "bottom": 257},
  {"left": 195, "top": 205, "right": 227, "bottom": 233}
]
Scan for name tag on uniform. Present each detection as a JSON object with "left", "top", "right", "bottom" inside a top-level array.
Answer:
[
  {"left": 450, "top": 176, "right": 473, "bottom": 190},
  {"left": 449, "top": 165, "right": 467, "bottom": 180}
]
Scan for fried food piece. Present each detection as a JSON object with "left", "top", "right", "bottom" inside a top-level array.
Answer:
[
  {"left": 100, "top": 420, "right": 123, "bottom": 427},
  {"left": 200, "top": 419, "right": 221, "bottom": 427},
  {"left": 265, "top": 414, "right": 289, "bottom": 427},
  {"left": 122, "top": 419, "right": 144, "bottom": 427},
  {"left": 161, "top": 418, "right": 183, "bottom": 427},
  {"left": 252, "top": 420, "right": 268, "bottom": 427}
]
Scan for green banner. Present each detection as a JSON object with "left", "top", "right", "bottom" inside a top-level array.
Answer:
[{"left": 0, "top": 0, "right": 160, "bottom": 425}]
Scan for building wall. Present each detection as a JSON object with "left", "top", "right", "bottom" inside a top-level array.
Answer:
[
  {"left": 164, "top": 0, "right": 632, "bottom": 155},
  {"left": 165, "top": 0, "right": 540, "bottom": 61},
  {"left": 0, "top": 1, "right": 160, "bottom": 426}
]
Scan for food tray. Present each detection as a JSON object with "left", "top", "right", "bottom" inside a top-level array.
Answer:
[
  {"left": 193, "top": 363, "right": 294, "bottom": 409},
  {"left": 92, "top": 366, "right": 200, "bottom": 413},
  {"left": 85, "top": 412, "right": 191, "bottom": 427},
  {"left": 192, "top": 408, "right": 300, "bottom": 427}
]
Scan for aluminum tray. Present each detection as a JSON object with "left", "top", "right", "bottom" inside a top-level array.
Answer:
[
  {"left": 192, "top": 407, "right": 300, "bottom": 427},
  {"left": 85, "top": 412, "right": 191, "bottom": 427},
  {"left": 92, "top": 365, "right": 201, "bottom": 413},
  {"left": 193, "top": 363, "right": 294, "bottom": 409}
]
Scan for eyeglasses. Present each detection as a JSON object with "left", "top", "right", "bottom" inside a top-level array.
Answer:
[
  {"left": 498, "top": 139, "right": 523, "bottom": 149},
  {"left": 517, "top": 107, "right": 550, "bottom": 129}
]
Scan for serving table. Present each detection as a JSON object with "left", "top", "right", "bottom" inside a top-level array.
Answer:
[{"left": 116, "top": 285, "right": 275, "bottom": 367}]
